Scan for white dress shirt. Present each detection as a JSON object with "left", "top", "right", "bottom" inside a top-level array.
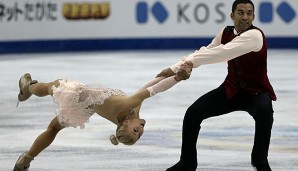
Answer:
[{"left": 170, "top": 27, "right": 264, "bottom": 73}]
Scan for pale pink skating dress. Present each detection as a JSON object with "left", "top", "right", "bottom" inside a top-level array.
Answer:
[{"left": 52, "top": 80, "right": 126, "bottom": 129}]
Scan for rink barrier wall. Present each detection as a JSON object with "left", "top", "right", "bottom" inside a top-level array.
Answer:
[
  {"left": 1, "top": 37, "right": 298, "bottom": 54},
  {"left": 1, "top": 0, "right": 298, "bottom": 54}
]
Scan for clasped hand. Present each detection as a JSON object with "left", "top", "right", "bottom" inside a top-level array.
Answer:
[
  {"left": 156, "top": 61, "right": 193, "bottom": 81},
  {"left": 174, "top": 61, "right": 193, "bottom": 81}
]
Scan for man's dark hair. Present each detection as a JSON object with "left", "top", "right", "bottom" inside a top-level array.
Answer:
[{"left": 232, "top": 0, "right": 254, "bottom": 13}]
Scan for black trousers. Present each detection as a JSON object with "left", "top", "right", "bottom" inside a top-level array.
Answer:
[{"left": 180, "top": 84, "right": 274, "bottom": 164}]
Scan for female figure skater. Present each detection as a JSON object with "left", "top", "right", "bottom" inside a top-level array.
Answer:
[{"left": 13, "top": 62, "right": 192, "bottom": 171}]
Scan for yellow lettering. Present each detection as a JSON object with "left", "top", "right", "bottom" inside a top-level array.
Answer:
[{"left": 63, "top": 2, "right": 110, "bottom": 20}]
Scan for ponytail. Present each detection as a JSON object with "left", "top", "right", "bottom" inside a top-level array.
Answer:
[{"left": 110, "top": 134, "right": 119, "bottom": 145}]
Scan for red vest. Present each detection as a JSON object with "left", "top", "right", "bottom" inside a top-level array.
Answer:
[{"left": 221, "top": 26, "right": 276, "bottom": 100}]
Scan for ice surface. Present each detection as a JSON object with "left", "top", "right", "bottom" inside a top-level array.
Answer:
[{"left": 0, "top": 50, "right": 297, "bottom": 170}]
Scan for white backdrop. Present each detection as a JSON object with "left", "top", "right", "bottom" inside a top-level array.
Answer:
[{"left": 0, "top": 0, "right": 297, "bottom": 41}]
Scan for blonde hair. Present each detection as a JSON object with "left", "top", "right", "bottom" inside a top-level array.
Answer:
[{"left": 110, "top": 125, "right": 136, "bottom": 145}]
